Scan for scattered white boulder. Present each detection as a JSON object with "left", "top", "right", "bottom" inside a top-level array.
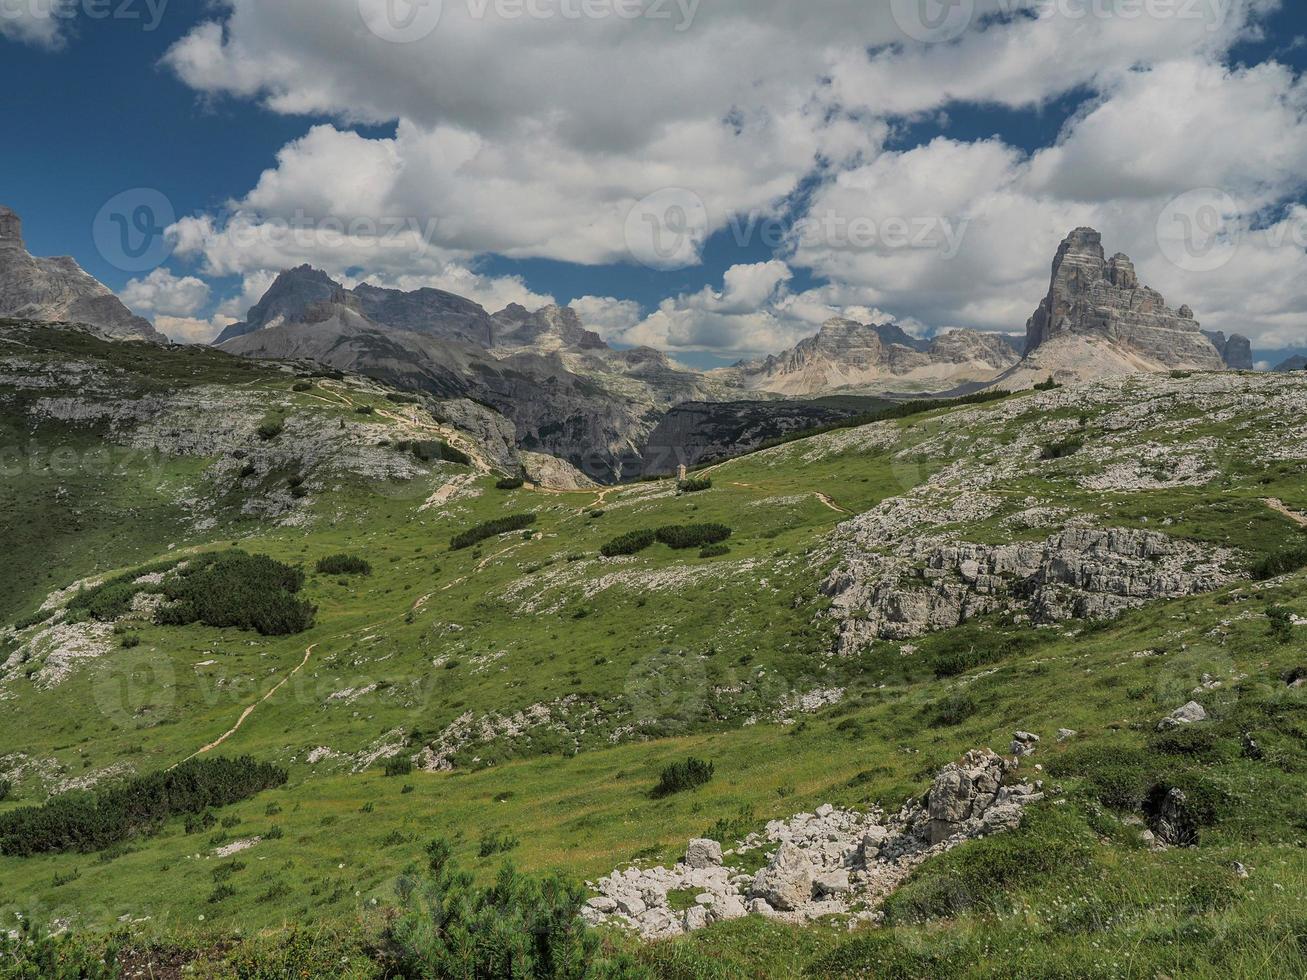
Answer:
[
  {"left": 1157, "top": 701, "right": 1208, "bottom": 731},
  {"left": 1010, "top": 731, "right": 1041, "bottom": 757},
  {"left": 685, "top": 838, "right": 723, "bottom": 870}
]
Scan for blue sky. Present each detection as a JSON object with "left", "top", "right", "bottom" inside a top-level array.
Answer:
[{"left": 4, "top": 1, "right": 1307, "bottom": 369}]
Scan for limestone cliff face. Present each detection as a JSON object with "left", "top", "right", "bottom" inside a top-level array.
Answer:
[
  {"left": 721, "top": 319, "right": 1018, "bottom": 396},
  {"left": 0, "top": 205, "right": 165, "bottom": 343},
  {"left": 1023, "top": 228, "right": 1223, "bottom": 369},
  {"left": 1202, "top": 330, "right": 1255, "bottom": 371}
]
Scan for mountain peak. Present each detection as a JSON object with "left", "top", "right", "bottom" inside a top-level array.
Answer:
[
  {"left": 0, "top": 204, "right": 164, "bottom": 343},
  {"left": 1024, "top": 228, "right": 1222, "bottom": 369}
]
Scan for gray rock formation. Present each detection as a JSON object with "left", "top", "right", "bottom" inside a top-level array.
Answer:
[
  {"left": 825, "top": 525, "right": 1239, "bottom": 647},
  {"left": 1274, "top": 355, "right": 1307, "bottom": 372},
  {"left": 583, "top": 748, "right": 1044, "bottom": 939},
  {"left": 720, "top": 318, "right": 1019, "bottom": 395},
  {"left": 1202, "top": 330, "right": 1255, "bottom": 371},
  {"left": 0, "top": 205, "right": 164, "bottom": 343},
  {"left": 1021, "top": 228, "right": 1224, "bottom": 371}
]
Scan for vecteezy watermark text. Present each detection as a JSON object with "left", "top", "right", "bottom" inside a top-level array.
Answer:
[
  {"left": 359, "top": 0, "right": 700, "bottom": 43},
  {"left": 0, "top": 0, "right": 169, "bottom": 32},
  {"left": 890, "top": 0, "right": 1234, "bottom": 45}
]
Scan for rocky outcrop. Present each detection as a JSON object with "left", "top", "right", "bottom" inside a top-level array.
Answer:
[
  {"left": 0, "top": 205, "right": 164, "bottom": 343},
  {"left": 719, "top": 318, "right": 1019, "bottom": 396},
  {"left": 583, "top": 748, "right": 1044, "bottom": 939},
  {"left": 1274, "top": 355, "right": 1307, "bottom": 372},
  {"left": 825, "top": 524, "right": 1240, "bottom": 648},
  {"left": 1203, "top": 330, "right": 1254, "bottom": 371},
  {"left": 1007, "top": 228, "right": 1224, "bottom": 388}
]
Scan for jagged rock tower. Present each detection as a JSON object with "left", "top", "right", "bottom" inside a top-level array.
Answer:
[{"left": 1023, "top": 227, "right": 1224, "bottom": 369}]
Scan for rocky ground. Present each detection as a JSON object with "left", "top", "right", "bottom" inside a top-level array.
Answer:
[{"left": 583, "top": 747, "right": 1044, "bottom": 939}]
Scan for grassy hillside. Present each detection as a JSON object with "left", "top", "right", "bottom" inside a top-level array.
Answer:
[{"left": 1, "top": 325, "right": 1304, "bottom": 977}]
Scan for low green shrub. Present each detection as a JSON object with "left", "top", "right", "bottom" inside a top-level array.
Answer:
[
  {"left": 600, "top": 529, "right": 657, "bottom": 558},
  {"left": 0, "top": 756, "right": 287, "bottom": 857},
  {"left": 12, "top": 609, "right": 52, "bottom": 631},
  {"left": 1252, "top": 545, "right": 1307, "bottom": 580},
  {"left": 677, "top": 477, "right": 713, "bottom": 494},
  {"left": 154, "top": 551, "right": 315, "bottom": 636},
  {"left": 478, "top": 829, "right": 521, "bottom": 857},
  {"left": 292, "top": 381, "right": 313, "bottom": 393},
  {"left": 385, "top": 392, "right": 420, "bottom": 404},
  {"left": 256, "top": 417, "right": 285, "bottom": 441},
  {"left": 384, "top": 757, "right": 414, "bottom": 778},
  {"left": 0, "top": 779, "right": 10, "bottom": 802},
  {"left": 926, "top": 691, "right": 979, "bottom": 728},
  {"left": 496, "top": 476, "right": 526, "bottom": 491},
  {"left": 384, "top": 839, "right": 633, "bottom": 978},
  {"left": 0, "top": 922, "right": 121, "bottom": 979},
  {"left": 699, "top": 544, "right": 731, "bottom": 558},
  {"left": 316, "top": 554, "right": 373, "bottom": 576},
  {"left": 652, "top": 758, "right": 715, "bottom": 798},
  {"left": 930, "top": 625, "right": 1037, "bottom": 678},
  {"left": 450, "top": 514, "right": 537, "bottom": 551},
  {"left": 656, "top": 524, "right": 732, "bottom": 550},
  {"left": 1267, "top": 604, "right": 1296, "bottom": 642},
  {"left": 884, "top": 806, "right": 1095, "bottom": 924}
]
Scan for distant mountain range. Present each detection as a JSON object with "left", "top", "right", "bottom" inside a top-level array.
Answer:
[
  {"left": 713, "top": 319, "right": 1021, "bottom": 395},
  {"left": 0, "top": 205, "right": 1269, "bottom": 479}
]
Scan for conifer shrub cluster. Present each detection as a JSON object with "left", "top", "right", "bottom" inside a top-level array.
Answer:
[
  {"left": 450, "top": 514, "right": 537, "bottom": 551},
  {"left": 67, "top": 552, "right": 315, "bottom": 637},
  {"left": 677, "top": 477, "right": 713, "bottom": 493},
  {"left": 315, "top": 554, "right": 373, "bottom": 576},
  {"left": 655, "top": 524, "right": 732, "bottom": 550},
  {"left": 652, "top": 757, "right": 715, "bottom": 798},
  {"left": 599, "top": 529, "right": 657, "bottom": 558},
  {"left": 0, "top": 757, "right": 287, "bottom": 857}
]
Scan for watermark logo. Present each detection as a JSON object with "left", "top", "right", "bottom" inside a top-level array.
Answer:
[
  {"left": 1155, "top": 188, "right": 1242, "bottom": 274},
  {"left": 625, "top": 187, "right": 709, "bottom": 271},
  {"left": 890, "top": 0, "right": 975, "bottom": 44},
  {"left": 92, "top": 188, "right": 175, "bottom": 274},
  {"left": 358, "top": 0, "right": 444, "bottom": 43}
]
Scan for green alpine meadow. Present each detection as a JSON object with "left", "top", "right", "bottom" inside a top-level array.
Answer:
[
  {"left": 1, "top": 320, "right": 1304, "bottom": 977},
  {"left": 7, "top": 5, "right": 1307, "bottom": 975}
]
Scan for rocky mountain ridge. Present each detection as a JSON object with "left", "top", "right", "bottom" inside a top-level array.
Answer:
[
  {"left": 0, "top": 206, "right": 165, "bottom": 343},
  {"left": 717, "top": 318, "right": 1021, "bottom": 396}
]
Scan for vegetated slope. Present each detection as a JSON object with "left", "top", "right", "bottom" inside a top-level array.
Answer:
[{"left": 1, "top": 344, "right": 1306, "bottom": 977}]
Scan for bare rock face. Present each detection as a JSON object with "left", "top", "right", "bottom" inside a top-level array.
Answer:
[
  {"left": 924, "top": 749, "right": 1037, "bottom": 845},
  {"left": 1022, "top": 228, "right": 1223, "bottom": 371},
  {"left": 824, "top": 525, "right": 1239, "bottom": 647},
  {"left": 1203, "top": 330, "right": 1255, "bottom": 371},
  {"left": 0, "top": 205, "right": 165, "bottom": 344},
  {"left": 722, "top": 318, "right": 1019, "bottom": 396}
]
